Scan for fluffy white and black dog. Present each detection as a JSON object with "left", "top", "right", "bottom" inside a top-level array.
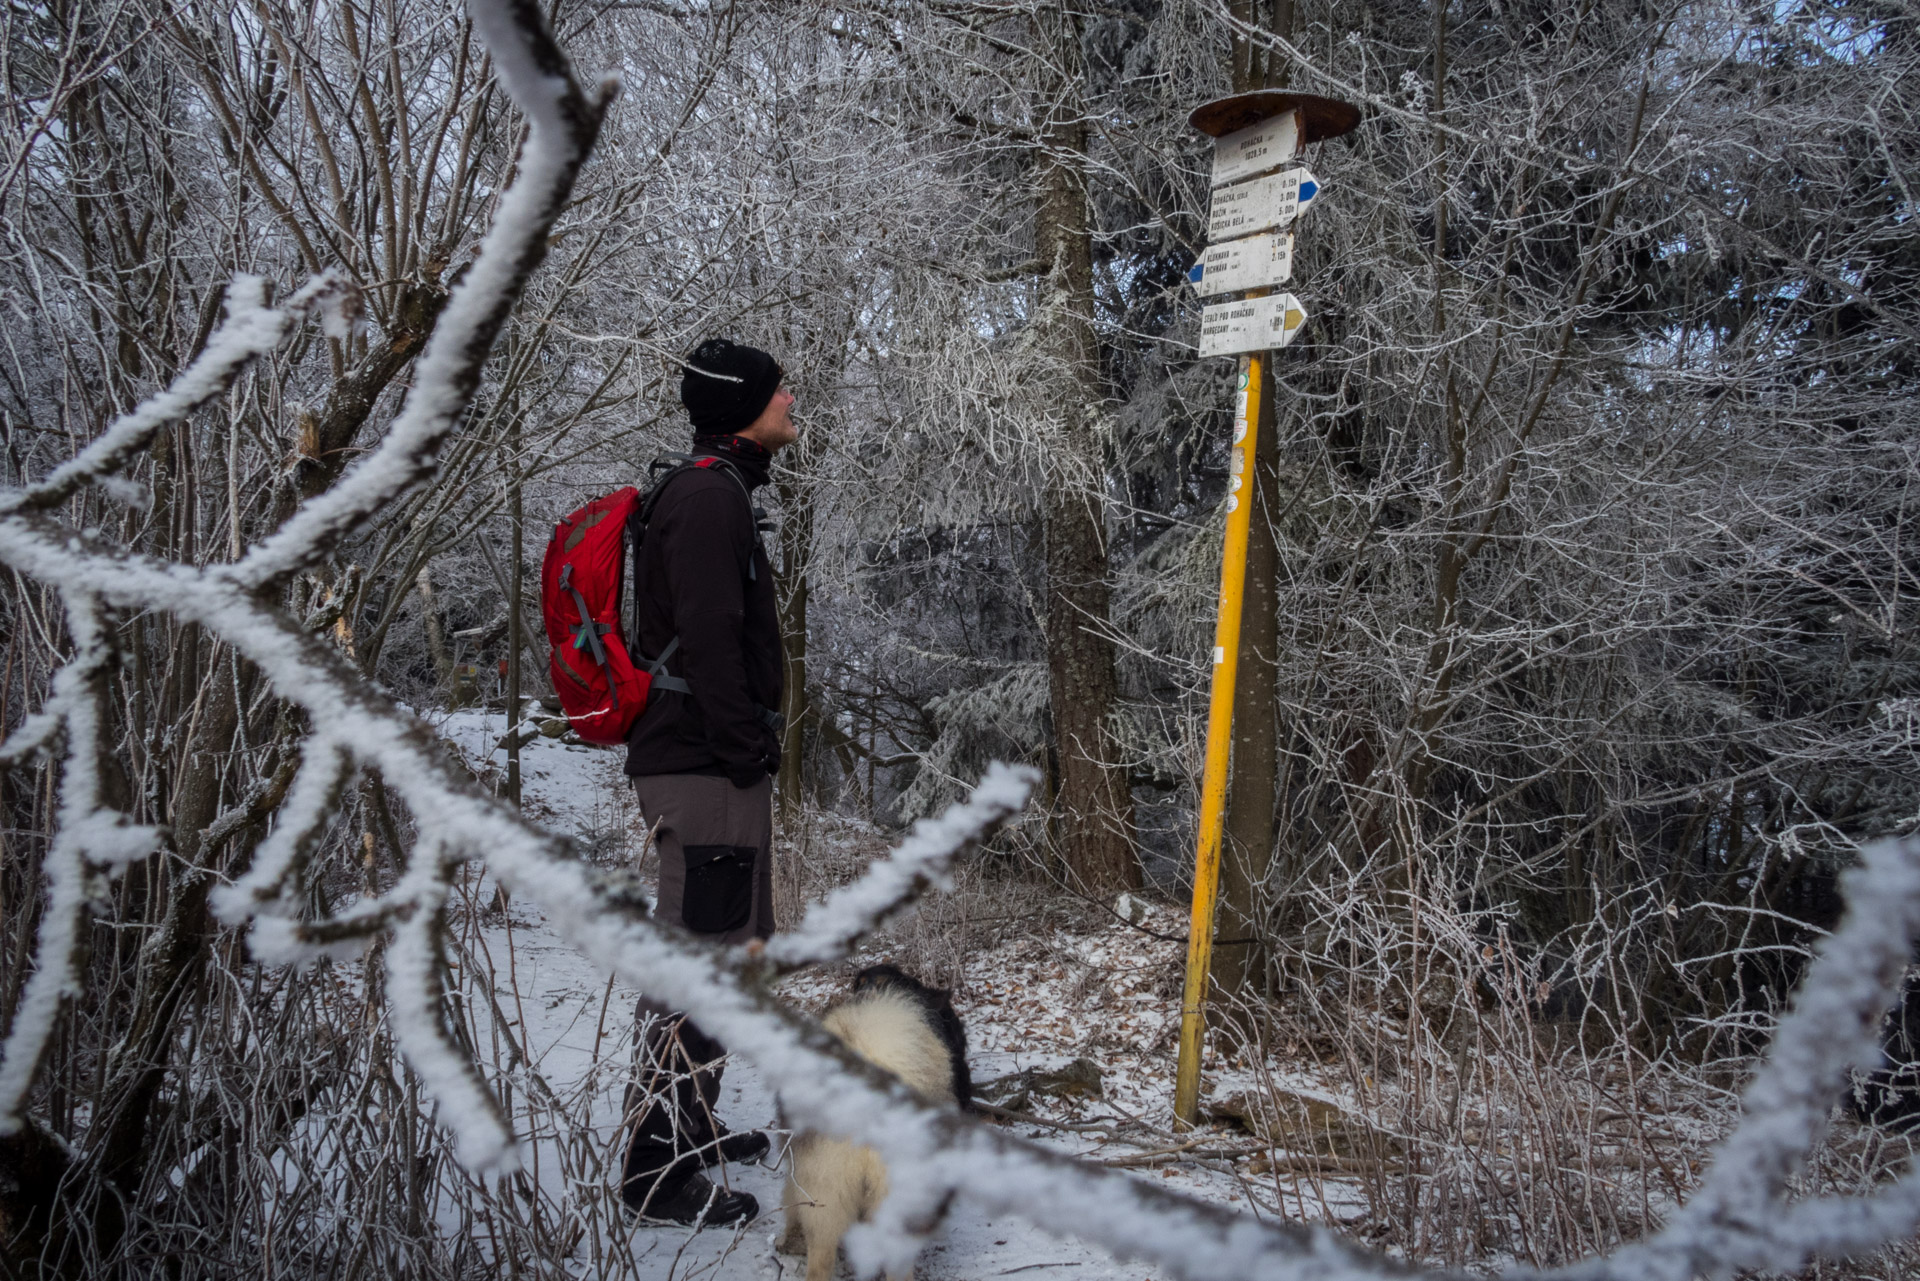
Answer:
[{"left": 777, "top": 964, "right": 970, "bottom": 1281}]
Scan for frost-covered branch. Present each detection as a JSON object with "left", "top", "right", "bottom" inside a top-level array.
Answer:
[
  {"left": 0, "top": 273, "right": 349, "bottom": 515},
  {"left": 0, "top": 595, "right": 161, "bottom": 1131},
  {"left": 762, "top": 760, "right": 1039, "bottom": 971},
  {"left": 228, "top": 0, "right": 613, "bottom": 594},
  {"left": 210, "top": 739, "right": 352, "bottom": 921},
  {"left": 386, "top": 853, "right": 518, "bottom": 1170}
]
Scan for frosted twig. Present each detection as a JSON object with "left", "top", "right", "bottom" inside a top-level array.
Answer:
[
  {"left": 762, "top": 761, "right": 1039, "bottom": 970},
  {"left": 0, "top": 596, "right": 160, "bottom": 1132},
  {"left": 386, "top": 854, "right": 518, "bottom": 1171},
  {"left": 227, "top": 0, "right": 614, "bottom": 594},
  {"left": 0, "top": 709, "right": 60, "bottom": 765},
  {"left": 211, "top": 738, "right": 353, "bottom": 923},
  {"left": 247, "top": 897, "right": 394, "bottom": 964},
  {"left": 0, "top": 274, "right": 345, "bottom": 515},
  {"left": 195, "top": 752, "right": 303, "bottom": 855}
]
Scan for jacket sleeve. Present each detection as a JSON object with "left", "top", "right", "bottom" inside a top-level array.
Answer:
[{"left": 654, "top": 476, "right": 770, "bottom": 779}]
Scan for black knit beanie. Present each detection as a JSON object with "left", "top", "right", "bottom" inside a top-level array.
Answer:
[{"left": 680, "top": 338, "right": 783, "bottom": 436}]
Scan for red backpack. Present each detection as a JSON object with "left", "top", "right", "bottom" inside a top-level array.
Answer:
[{"left": 538, "top": 457, "right": 745, "bottom": 745}]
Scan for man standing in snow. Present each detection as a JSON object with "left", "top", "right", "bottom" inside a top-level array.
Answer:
[{"left": 619, "top": 337, "right": 795, "bottom": 1225}]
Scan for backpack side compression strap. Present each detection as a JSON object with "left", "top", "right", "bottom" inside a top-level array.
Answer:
[{"left": 640, "top": 636, "right": 690, "bottom": 695}]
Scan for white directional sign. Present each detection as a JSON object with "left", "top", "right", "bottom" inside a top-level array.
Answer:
[
  {"left": 1206, "top": 167, "right": 1320, "bottom": 243},
  {"left": 1210, "top": 111, "right": 1300, "bottom": 187},
  {"left": 1190, "top": 231, "right": 1293, "bottom": 297},
  {"left": 1199, "top": 292, "right": 1308, "bottom": 357}
]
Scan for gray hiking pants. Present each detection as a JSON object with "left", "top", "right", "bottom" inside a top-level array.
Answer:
[{"left": 632, "top": 772, "right": 776, "bottom": 945}]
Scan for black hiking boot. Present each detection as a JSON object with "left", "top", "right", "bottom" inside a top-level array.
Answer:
[
  {"left": 703, "top": 1123, "right": 770, "bottom": 1168},
  {"left": 625, "top": 1170, "right": 759, "bottom": 1227}
]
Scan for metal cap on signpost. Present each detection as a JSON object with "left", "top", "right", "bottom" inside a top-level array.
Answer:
[{"left": 1175, "top": 89, "right": 1358, "bottom": 1129}]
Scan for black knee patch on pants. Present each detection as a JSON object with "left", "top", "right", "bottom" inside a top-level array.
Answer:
[{"left": 681, "top": 845, "right": 756, "bottom": 934}]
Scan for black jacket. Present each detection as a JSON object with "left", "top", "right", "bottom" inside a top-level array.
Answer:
[{"left": 623, "top": 443, "right": 783, "bottom": 784}]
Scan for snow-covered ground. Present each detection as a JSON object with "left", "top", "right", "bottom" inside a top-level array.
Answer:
[{"left": 429, "top": 709, "right": 1357, "bottom": 1279}]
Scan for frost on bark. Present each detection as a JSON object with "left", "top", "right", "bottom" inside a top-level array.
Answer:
[{"left": 1033, "top": 7, "right": 1137, "bottom": 897}]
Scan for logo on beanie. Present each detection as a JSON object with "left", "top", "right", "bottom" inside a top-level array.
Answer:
[{"left": 682, "top": 339, "right": 782, "bottom": 435}]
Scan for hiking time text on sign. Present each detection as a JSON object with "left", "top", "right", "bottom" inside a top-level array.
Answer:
[
  {"left": 1190, "top": 231, "right": 1294, "bottom": 298},
  {"left": 1197, "top": 291, "right": 1308, "bottom": 357},
  {"left": 1204, "top": 166, "right": 1320, "bottom": 242}
]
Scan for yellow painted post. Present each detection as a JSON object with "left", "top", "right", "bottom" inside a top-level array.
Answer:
[{"left": 1174, "top": 346, "right": 1264, "bottom": 1127}]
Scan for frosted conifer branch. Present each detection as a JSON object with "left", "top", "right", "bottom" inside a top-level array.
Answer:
[{"left": 762, "top": 761, "right": 1039, "bottom": 970}]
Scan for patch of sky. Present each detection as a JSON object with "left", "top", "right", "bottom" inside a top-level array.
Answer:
[{"left": 1731, "top": 0, "right": 1887, "bottom": 66}]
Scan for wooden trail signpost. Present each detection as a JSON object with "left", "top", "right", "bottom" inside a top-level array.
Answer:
[
  {"left": 1175, "top": 90, "right": 1359, "bottom": 1128},
  {"left": 1203, "top": 166, "right": 1320, "bottom": 242},
  {"left": 1190, "top": 231, "right": 1293, "bottom": 299},
  {"left": 1198, "top": 291, "right": 1307, "bottom": 358}
]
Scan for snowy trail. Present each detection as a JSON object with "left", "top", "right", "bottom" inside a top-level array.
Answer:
[{"left": 434, "top": 710, "right": 1180, "bottom": 1281}]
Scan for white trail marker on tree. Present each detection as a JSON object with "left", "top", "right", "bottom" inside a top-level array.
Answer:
[
  {"left": 1206, "top": 166, "right": 1321, "bottom": 242},
  {"left": 1189, "top": 231, "right": 1294, "bottom": 297}
]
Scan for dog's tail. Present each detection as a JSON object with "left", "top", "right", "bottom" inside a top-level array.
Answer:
[{"left": 822, "top": 990, "right": 958, "bottom": 1104}]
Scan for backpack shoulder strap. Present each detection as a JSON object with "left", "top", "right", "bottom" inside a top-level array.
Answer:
[
  {"left": 636, "top": 451, "right": 767, "bottom": 577},
  {"left": 637, "top": 451, "right": 754, "bottom": 517}
]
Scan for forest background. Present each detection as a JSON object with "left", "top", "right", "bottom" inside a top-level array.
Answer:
[{"left": 0, "top": 0, "right": 1916, "bottom": 1276}]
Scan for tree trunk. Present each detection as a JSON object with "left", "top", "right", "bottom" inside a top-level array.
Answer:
[
  {"left": 1033, "top": 9, "right": 1136, "bottom": 896},
  {"left": 416, "top": 564, "right": 454, "bottom": 685},
  {"left": 775, "top": 469, "right": 813, "bottom": 830},
  {"left": 85, "top": 647, "right": 244, "bottom": 1253},
  {"left": 1216, "top": 372, "right": 1282, "bottom": 992},
  {"left": 1215, "top": 0, "right": 1295, "bottom": 992}
]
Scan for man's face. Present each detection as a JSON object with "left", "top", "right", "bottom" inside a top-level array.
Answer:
[{"left": 739, "top": 384, "right": 798, "bottom": 453}]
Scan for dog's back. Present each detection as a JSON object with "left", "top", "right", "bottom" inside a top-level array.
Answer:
[{"left": 782, "top": 975, "right": 964, "bottom": 1281}]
